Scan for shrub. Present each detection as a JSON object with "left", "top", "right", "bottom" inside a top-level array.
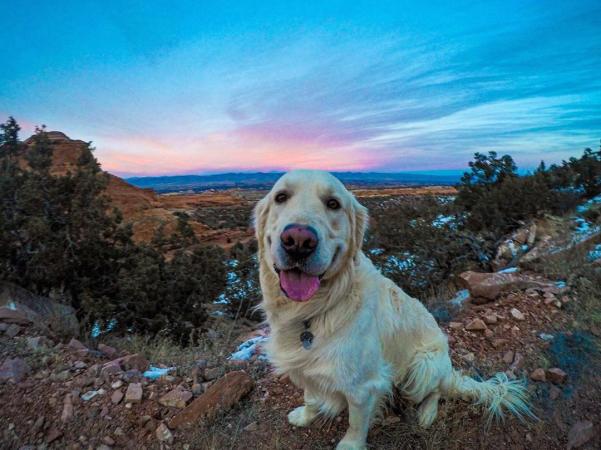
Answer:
[
  {"left": 366, "top": 196, "right": 494, "bottom": 298},
  {"left": 0, "top": 118, "right": 226, "bottom": 342},
  {"left": 222, "top": 240, "right": 263, "bottom": 321}
]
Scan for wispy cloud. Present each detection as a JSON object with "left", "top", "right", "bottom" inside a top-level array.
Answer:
[{"left": 2, "top": 1, "right": 600, "bottom": 176}]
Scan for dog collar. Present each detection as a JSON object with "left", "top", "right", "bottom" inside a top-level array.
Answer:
[{"left": 300, "top": 319, "right": 314, "bottom": 350}]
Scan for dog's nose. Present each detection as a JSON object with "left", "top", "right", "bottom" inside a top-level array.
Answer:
[{"left": 280, "top": 224, "right": 318, "bottom": 259}]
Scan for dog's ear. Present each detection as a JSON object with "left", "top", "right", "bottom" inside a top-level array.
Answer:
[
  {"left": 350, "top": 196, "right": 368, "bottom": 254},
  {"left": 253, "top": 195, "right": 270, "bottom": 252}
]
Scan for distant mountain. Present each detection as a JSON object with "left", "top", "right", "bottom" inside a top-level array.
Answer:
[{"left": 126, "top": 171, "right": 463, "bottom": 193}]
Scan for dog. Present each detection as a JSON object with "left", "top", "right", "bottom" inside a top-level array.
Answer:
[{"left": 255, "top": 170, "right": 532, "bottom": 450}]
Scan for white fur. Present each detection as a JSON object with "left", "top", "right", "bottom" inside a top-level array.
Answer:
[{"left": 255, "top": 170, "right": 533, "bottom": 449}]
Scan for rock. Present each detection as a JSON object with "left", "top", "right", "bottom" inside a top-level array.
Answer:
[
  {"left": 100, "top": 360, "right": 122, "bottom": 379},
  {"left": 102, "top": 436, "right": 115, "bottom": 446},
  {"left": 0, "top": 281, "right": 79, "bottom": 336},
  {"left": 61, "top": 393, "right": 74, "bottom": 423},
  {"left": 125, "top": 382, "right": 143, "bottom": 403},
  {"left": 156, "top": 422, "right": 174, "bottom": 444},
  {"left": 448, "top": 322, "right": 463, "bottom": 330},
  {"left": 0, "top": 357, "right": 31, "bottom": 382},
  {"left": 546, "top": 368, "right": 567, "bottom": 384},
  {"left": 465, "top": 318, "right": 487, "bottom": 331},
  {"left": 46, "top": 427, "right": 63, "bottom": 444},
  {"left": 68, "top": 338, "right": 88, "bottom": 352},
  {"left": 0, "top": 307, "right": 32, "bottom": 326},
  {"left": 462, "top": 352, "right": 475, "bottom": 363},
  {"left": 510, "top": 308, "right": 525, "bottom": 321},
  {"left": 111, "top": 389, "right": 124, "bottom": 404},
  {"left": 73, "top": 360, "right": 87, "bottom": 370},
  {"left": 567, "top": 420, "right": 594, "bottom": 449},
  {"left": 98, "top": 343, "right": 118, "bottom": 359},
  {"left": 103, "top": 354, "right": 149, "bottom": 375},
  {"left": 5, "top": 323, "right": 21, "bottom": 338},
  {"left": 483, "top": 313, "right": 498, "bottom": 325},
  {"left": 169, "top": 371, "right": 255, "bottom": 428},
  {"left": 503, "top": 350, "right": 515, "bottom": 365},
  {"left": 111, "top": 380, "right": 123, "bottom": 389},
  {"left": 530, "top": 368, "right": 546, "bottom": 382},
  {"left": 244, "top": 421, "right": 258, "bottom": 432},
  {"left": 484, "top": 329, "right": 494, "bottom": 338},
  {"left": 159, "top": 387, "right": 193, "bottom": 408},
  {"left": 458, "top": 271, "right": 557, "bottom": 302},
  {"left": 81, "top": 390, "right": 100, "bottom": 401}
]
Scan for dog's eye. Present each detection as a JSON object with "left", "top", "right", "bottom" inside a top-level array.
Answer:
[
  {"left": 326, "top": 198, "right": 341, "bottom": 210},
  {"left": 275, "top": 192, "right": 288, "bottom": 204}
]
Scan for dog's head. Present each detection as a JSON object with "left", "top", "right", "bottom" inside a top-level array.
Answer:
[{"left": 254, "top": 170, "right": 367, "bottom": 302}]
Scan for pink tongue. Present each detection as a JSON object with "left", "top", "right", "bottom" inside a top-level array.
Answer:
[{"left": 280, "top": 270, "right": 320, "bottom": 302}]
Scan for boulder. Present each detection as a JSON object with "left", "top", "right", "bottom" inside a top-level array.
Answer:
[
  {"left": 0, "top": 282, "right": 79, "bottom": 336},
  {"left": 102, "top": 353, "right": 149, "bottom": 374},
  {"left": 458, "top": 271, "right": 556, "bottom": 302},
  {"left": 159, "top": 387, "right": 193, "bottom": 408},
  {"left": 125, "top": 383, "right": 143, "bottom": 403},
  {"left": 0, "top": 358, "right": 31, "bottom": 383},
  {"left": 0, "top": 358, "right": 31, "bottom": 382},
  {"left": 169, "top": 370, "right": 254, "bottom": 428}
]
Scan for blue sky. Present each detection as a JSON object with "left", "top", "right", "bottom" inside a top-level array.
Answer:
[{"left": 1, "top": 0, "right": 600, "bottom": 176}]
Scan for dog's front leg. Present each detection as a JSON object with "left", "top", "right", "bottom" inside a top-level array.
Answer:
[
  {"left": 336, "top": 389, "right": 379, "bottom": 450},
  {"left": 288, "top": 388, "right": 321, "bottom": 427}
]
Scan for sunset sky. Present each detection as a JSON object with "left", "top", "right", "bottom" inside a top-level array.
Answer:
[{"left": 1, "top": 1, "right": 600, "bottom": 177}]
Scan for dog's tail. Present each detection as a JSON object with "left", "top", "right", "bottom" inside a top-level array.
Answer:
[{"left": 444, "top": 369, "right": 535, "bottom": 425}]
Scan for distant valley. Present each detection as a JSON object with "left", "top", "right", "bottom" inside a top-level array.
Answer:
[{"left": 126, "top": 171, "right": 462, "bottom": 193}]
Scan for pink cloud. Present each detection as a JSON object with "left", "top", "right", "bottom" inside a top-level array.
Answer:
[{"left": 94, "top": 123, "right": 389, "bottom": 176}]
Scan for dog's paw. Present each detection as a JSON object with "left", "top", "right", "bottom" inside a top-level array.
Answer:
[
  {"left": 287, "top": 406, "right": 315, "bottom": 427},
  {"left": 335, "top": 439, "right": 367, "bottom": 450}
]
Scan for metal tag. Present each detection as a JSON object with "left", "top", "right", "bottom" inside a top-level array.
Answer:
[{"left": 300, "top": 330, "right": 314, "bottom": 350}]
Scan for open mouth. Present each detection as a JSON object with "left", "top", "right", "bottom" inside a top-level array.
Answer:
[{"left": 274, "top": 267, "right": 323, "bottom": 302}]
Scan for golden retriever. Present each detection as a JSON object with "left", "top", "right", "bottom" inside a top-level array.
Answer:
[{"left": 255, "top": 170, "right": 531, "bottom": 450}]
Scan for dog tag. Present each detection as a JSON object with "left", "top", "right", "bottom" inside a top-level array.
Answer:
[{"left": 300, "top": 330, "right": 314, "bottom": 350}]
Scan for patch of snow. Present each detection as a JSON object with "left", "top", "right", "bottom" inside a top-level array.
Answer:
[
  {"left": 385, "top": 254, "right": 416, "bottom": 272},
  {"left": 7, "top": 301, "right": 17, "bottom": 311},
  {"left": 432, "top": 214, "right": 455, "bottom": 228},
  {"left": 521, "top": 244, "right": 529, "bottom": 252},
  {"left": 229, "top": 335, "right": 268, "bottom": 361},
  {"left": 538, "top": 333, "right": 555, "bottom": 341},
  {"left": 143, "top": 366, "right": 175, "bottom": 380},
  {"left": 555, "top": 281, "right": 567, "bottom": 289},
  {"left": 498, "top": 267, "right": 519, "bottom": 273},
  {"left": 576, "top": 194, "right": 601, "bottom": 213},
  {"left": 90, "top": 319, "right": 117, "bottom": 338},
  {"left": 369, "top": 248, "right": 385, "bottom": 256},
  {"left": 588, "top": 244, "right": 601, "bottom": 262},
  {"left": 449, "top": 289, "right": 470, "bottom": 307}
]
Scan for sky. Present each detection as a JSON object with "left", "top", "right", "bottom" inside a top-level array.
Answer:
[{"left": 1, "top": 1, "right": 600, "bottom": 177}]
